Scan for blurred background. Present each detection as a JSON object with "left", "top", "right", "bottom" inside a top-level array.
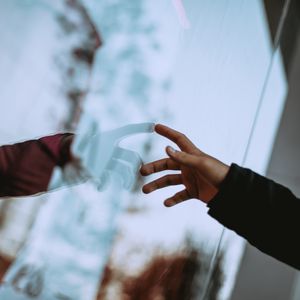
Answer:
[{"left": 0, "top": 0, "right": 299, "bottom": 299}]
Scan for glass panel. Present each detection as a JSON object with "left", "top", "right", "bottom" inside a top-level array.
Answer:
[
  {"left": 0, "top": 0, "right": 287, "bottom": 299},
  {"left": 263, "top": 0, "right": 287, "bottom": 43},
  {"left": 275, "top": 0, "right": 300, "bottom": 75}
]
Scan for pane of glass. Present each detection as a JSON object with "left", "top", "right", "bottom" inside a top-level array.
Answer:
[
  {"left": 263, "top": 0, "right": 287, "bottom": 43},
  {"left": 0, "top": 0, "right": 287, "bottom": 299}
]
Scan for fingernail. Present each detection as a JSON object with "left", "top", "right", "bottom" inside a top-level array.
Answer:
[{"left": 167, "top": 146, "right": 176, "bottom": 154}]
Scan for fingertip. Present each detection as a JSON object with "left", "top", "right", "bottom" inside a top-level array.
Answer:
[
  {"left": 142, "top": 185, "right": 148, "bottom": 194},
  {"left": 139, "top": 166, "right": 146, "bottom": 176},
  {"left": 164, "top": 199, "right": 176, "bottom": 207},
  {"left": 155, "top": 123, "right": 170, "bottom": 134},
  {"left": 142, "top": 184, "right": 153, "bottom": 194},
  {"left": 167, "top": 145, "right": 176, "bottom": 153},
  {"left": 140, "top": 164, "right": 151, "bottom": 176},
  {"left": 166, "top": 146, "right": 177, "bottom": 157},
  {"left": 154, "top": 123, "right": 163, "bottom": 133}
]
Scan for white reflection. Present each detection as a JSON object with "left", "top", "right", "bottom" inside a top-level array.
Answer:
[
  {"left": 172, "top": 0, "right": 191, "bottom": 29},
  {"left": 1, "top": 115, "right": 154, "bottom": 300},
  {"left": 50, "top": 113, "right": 154, "bottom": 191}
]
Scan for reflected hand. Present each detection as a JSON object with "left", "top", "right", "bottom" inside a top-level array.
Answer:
[
  {"left": 140, "top": 124, "right": 230, "bottom": 207},
  {"left": 71, "top": 113, "right": 154, "bottom": 190}
]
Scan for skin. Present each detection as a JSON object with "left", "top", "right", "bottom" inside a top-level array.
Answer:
[{"left": 140, "top": 124, "right": 230, "bottom": 207}]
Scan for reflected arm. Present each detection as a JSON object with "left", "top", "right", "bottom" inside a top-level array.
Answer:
[
  {"left": 0, "top": 121, "right": 153, "bottom": 197},
  {"left": 0, "top": 134, "right": 74, "bottom": 197},
  {"left": 208, "top": 163, "right": 300, "bottom": 270}
]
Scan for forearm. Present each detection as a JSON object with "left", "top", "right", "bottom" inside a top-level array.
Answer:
[
  {"left": 207, "top": 163, "right": 300, "bottom": 269},
  {"left": 0, "top": 134, "right": 74, "bottom": 197}
]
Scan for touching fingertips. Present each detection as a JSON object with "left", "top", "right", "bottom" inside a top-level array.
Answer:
[
  {"left": 140, "top": 166, "right": 150, "bottom": 176},
  {"left": 139, "top": 168, "right": 146, "bottom": 176},
  {"left": 154, "top": 123, "right": 163, "bottom": 133}
]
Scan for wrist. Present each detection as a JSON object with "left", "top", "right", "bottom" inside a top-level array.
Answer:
[{"left": 59, "top": 134, "right": 75, "bottom": 166}]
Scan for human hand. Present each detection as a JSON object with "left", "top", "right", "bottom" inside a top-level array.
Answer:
[{"left": 140, "top": 124, "right": 230, "bottom": 207}]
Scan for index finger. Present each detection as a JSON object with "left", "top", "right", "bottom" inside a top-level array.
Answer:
[
  {"left": 155, "top": 124, "right": 197, "bottom": 152},
  {"left": 140, "top": 158, "right": 179, "bottom": 176}
]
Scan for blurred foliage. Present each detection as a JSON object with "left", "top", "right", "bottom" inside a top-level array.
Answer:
[
  {"left": 97, "top": 237, "right": 224, "bottom": 300},
  {"left": 83, "top": 0, "right": 167, "bottom": 115}
]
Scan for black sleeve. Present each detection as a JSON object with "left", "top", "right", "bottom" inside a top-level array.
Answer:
[{"left": 207, "top": 163, "right": 300, "bottom": 270}]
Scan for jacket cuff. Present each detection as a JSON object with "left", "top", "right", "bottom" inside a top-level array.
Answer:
[
  {"left": 39, "top": 133, "right": 74, "bottom": 167},
  {"left": 207, "top": 163, "right": 253, "bottom": 225}
]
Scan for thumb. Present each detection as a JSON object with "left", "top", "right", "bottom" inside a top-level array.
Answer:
[{"left": 166, "top": 146, "right": 199, "bottom": 167}]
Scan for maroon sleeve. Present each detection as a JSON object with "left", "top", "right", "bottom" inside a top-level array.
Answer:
[{"left": 0, "top": 134, "right": 74, "bottom": 197}]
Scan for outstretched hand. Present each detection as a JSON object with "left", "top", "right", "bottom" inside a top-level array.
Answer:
[{"left": 140, "top": 124, "right": 230, "bottom": 207}]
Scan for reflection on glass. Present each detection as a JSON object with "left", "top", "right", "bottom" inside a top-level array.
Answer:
[
  {"left": 50, "top": 114, "right": 154, "bottom": 191},
  {"left": 11, "top": 264, "right": 44, "bottom": 297},
  {"left": 0, "top": 0, "right": 289, "bottom": 299},
  {"left": 0, "top": 118, "right": 153, "bottom": 299}
]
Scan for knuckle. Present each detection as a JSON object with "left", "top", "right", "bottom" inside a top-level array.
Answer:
[
  {"left": 174, "top": 133, "right": 184, "bottom": 143},
  {"left": 153, "top": 180, "right": 160, "bottom": 188},
  {"left": 151, "top": 164, "right": 157, "bottom": 173},
  {"left": 199, "top": 155, "right": 211, "bottom": 169},
  {"left": 180, "top": 152, "right": 187, "bottom": 158},
  {"left": 175, "top": 192, "right": 182, "bottom": 200},
  {"left": 166, "top": 159, "right": 172, "bottom": 168},
  {"left": 163, "top": 159, "right": 169, "bottom": 169},
  {"left": 178, "top": 134, "right": 186, "bottom": 143}
]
